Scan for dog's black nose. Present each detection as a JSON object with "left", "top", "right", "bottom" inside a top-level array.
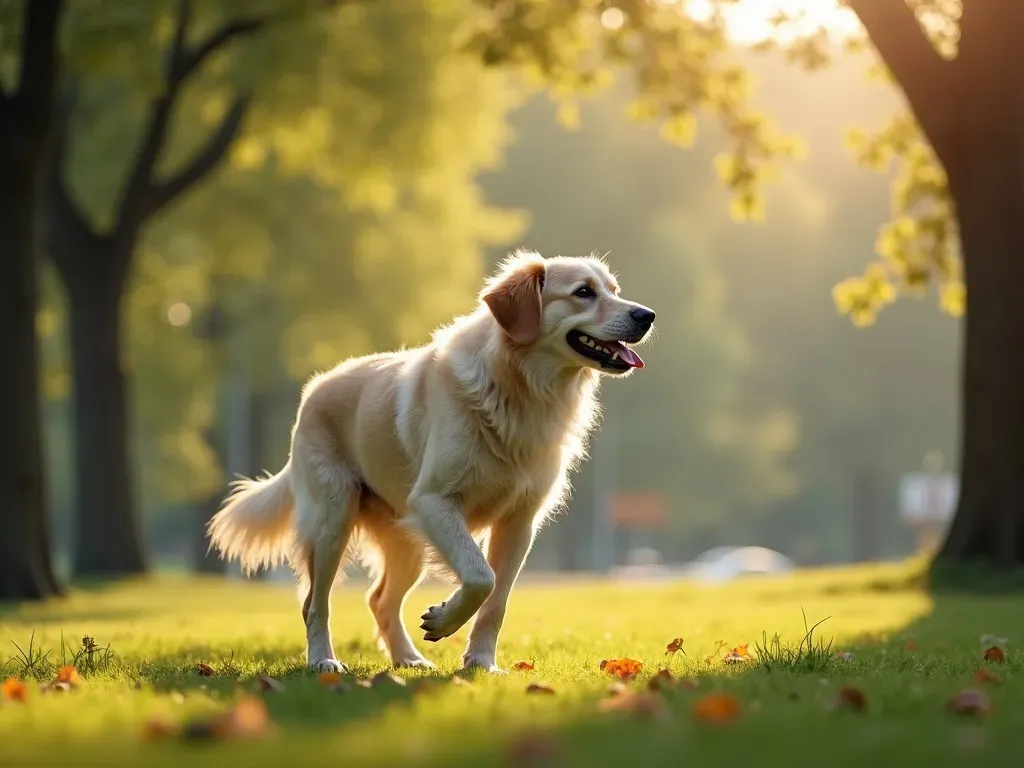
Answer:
[{"left": 629, "top": 306, "right": 656, "bottom": 326}]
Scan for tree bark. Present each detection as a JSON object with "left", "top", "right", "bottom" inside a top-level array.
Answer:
[
  {"left": 0, "top": 0, "right": 65, "bottom": 601},
  {"left": 66, "top": 261, "right": 146, "bottom": 576},
  {"left": 936, "top": 136, "right": 1024, "bottom": 569}
]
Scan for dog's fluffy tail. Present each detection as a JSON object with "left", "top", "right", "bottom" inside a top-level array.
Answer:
[{"left": 207, "top": 463, "right": 295, "bottom": 574}]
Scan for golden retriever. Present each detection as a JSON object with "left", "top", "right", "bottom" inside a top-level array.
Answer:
[{"left": 207, "top": 250, "right": 655, "bottom": 673}]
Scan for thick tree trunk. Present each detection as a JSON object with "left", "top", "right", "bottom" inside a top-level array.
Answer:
[
  {"left": 0, "top": 159, "right": 62, "bottom": 601},
  {"left": 67, "top": 267, "right": 146, "bottom": 576},
  {"left": 936, "top": 139, "right": 1024, "bottom": 569}
]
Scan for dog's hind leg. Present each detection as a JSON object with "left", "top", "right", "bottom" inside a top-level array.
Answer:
[
  {"left": 364, "top": 522, "right": 431, "bottom": 669},
  {"left": 293, "top": 461, "right": 359, "bottom": 675}
]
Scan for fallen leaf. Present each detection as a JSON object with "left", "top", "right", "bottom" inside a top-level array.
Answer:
[
  {"left": 259, "top": 675, "right": 285, "bottom": 693},
  {"left": 194, "top": 663, "right": 215, "bottom": 677},
  {"left": 222, "top": 696, "right": 272, "bottom": 739},
  {"left": 983, "top": 646, "right": 1006, "bottom": 662},
  {"left": 318, "top": 671, "right": 344, "bottom": 687},
  {"left": 505, "top": 731, "right": 560, "bottom": 764},
  {"left": 56, "top": 666, "right": 81, "bottom": 687},
  {"left": 597, "top": 689, "right": 667, "bottom": 719},
  {"left": 665, "top": 637, "right": 686, "bottom": 656},
  {"left": 512, "top": 661, "right": 536, "bottom": 671},
  {"left": 905, "top": 640, "right": 918, "bottom": 652},
  {"left": 835, "top": 685, "right": 868, "bottom": 712},
  {"left": 834, "top": 651, "right": 854, "bottom": 662},
  {"left": 692, "top": 693, "right": 741, "bottom": 723},
  {"left": 371, "top": 671, "right": 406, "bottom": 688},
  {"left": 607, "top": 681, "right": 628, "bottom": 697},
  {"left": 972, "top": 668, "right": 1001, "bottom": 686},
  {"left": 141, "top": 717, "right": 178, "bottom": 741},
  {"left": 43, "top": 681, "right": 72, "bottom": 694},
  {"left": 1, "top": 678, "right": 28, "bottom": 702},
  {"left": 599, "top": 658, "right": 644, "bottom": 680},
  {"left": 525, "top": 682, "right": 556, "bottom": 695},
  {"left": 647, "top": 668, "right": 674, "bottom": 689},
  {"left": 947, "top": 688, "right": 992, "bottom": 716},
  {"left": 723, "top": 644, "right": 754, "bottom": 663}
]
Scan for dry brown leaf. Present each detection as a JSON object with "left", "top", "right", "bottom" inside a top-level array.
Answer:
[
  {"left": 665, "top": 638, "right": 685, "bottom": 656},
  {"left": 56, "top": 666, "right": 81, "bottom": 687},
  {"left": 692, "top": 693, "right": 741, "bottom": 723},
  {"left": 371, "top": 671, "right": 406, "bottom": 688},
  {"left": 599, "top": 658, "right": 644, "bottom": 680},
  {"left": 194, "top": 663, "right": 215, "bottom": 677},
  {"left": 972, "top": 668, "right": 1001, "bottom": 686},
  {"left": 597, "top": 689, "right": 667, "bottom": 719},
  {"left": 647, "top": 668, "right": 675, "bottom": 691},
  {"left": 222, "top": 696, "right": 272, "bottom": 739},
  {"left": 905, "top": 640, "right": 918, "bottom": 652},
  {"left": 141, "top": 717, "right": 178, "bottom": 741},
  {"left": 512, "top": 661, "right": 536, "bottom": 671},
  {"left": 1, "top": 678, "right": 28, "bottom": 702},
  {"left": 983, "top": 646, "right": 1006, "bottom": 662},
  {"left": 505, "top": 731, "right": 560, "bottom": 764},
  {"left": 723, "top": 644, "right": 753, "bottom": 664},
  {"left": 835, "top": 685, "right": 868, "bottom": 712},
  {"left": 947, "top": 688, "right": 992, "bottom": 716},
  {"left": 525, "top": 682, "right": 556, "bottom": 696},
  {"left": 259, "top": 675, "right": 286, "bottom": 693}
]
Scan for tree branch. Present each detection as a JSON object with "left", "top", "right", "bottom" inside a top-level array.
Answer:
[
  {"left": 145, "top": 95, "right": 251, "bottom": 215},
  {"left": 846, "top": 0, "right": 960, "bottom": 165},
  {"left": 14, "top": 0, "right": 64, "bottom": 130}
]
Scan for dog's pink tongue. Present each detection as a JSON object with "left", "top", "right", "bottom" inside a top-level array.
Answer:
[{"left": 615, "top": 345, "right": 644, "bottom": 369}]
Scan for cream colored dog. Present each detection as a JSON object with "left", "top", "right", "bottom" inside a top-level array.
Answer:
[{"left": 207, "top": 251, "right": 655, "bottom": 673}]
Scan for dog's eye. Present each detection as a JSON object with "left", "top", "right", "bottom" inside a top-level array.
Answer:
[{"left": 573, "top": 285, "right": 596, "bottom": 299}]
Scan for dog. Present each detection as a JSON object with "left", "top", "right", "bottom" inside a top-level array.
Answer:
[{"left": 207, "top": 250, "right": 655, "bottom": 673}]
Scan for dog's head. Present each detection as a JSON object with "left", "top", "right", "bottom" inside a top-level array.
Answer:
[{"left": 481, "top": 250, "right": 654, "bottom": 376}]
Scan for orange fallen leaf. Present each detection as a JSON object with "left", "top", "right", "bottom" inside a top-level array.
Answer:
[
  {"left": 972, "top": 668, "right": 1001, "bottom": 686},
  {"left": 194, "top": 663, "right": 215, "bottom": 677},
  {"left": 597, "top": 689, "right": 667, "bottom": 719},
  {"left": 905, "top": 640, "right": 918, "bottom": 652},
  {"left": 835, "top": 685, "right": 868, "bottom": 712},
  {"left": 1, "top": 678, "right": 28, "bottom": 702},
  {"left": 983, "top": 646, "right": 1006, "bottom": 662},
  {"left": 692, "top": 693, "right": 741, "bottom": 723},
  {"left": 512, "top": 661, "right": 536, "bottom": 671},
  {"left": 665, "top": 637, "right": 685, "bottom": 656},
  {"left": 723, "top": 644, "right": 753, "bottom": 663},
  {"left": 222, "top": 696, "right": 272, "bottom": 739},
  {"left": 599, "top": 658, "right": 644, "bottom": 680},
  {"left": 318, "top": 671, "right": 344, "bottom": 687},
  {"left": 55, "top": 666, "right": 81, "bottom": 687},
  {"left": 526, "top": 682, "right": 556, "bottom": 695},
  {"left": 947, "top": 688, "right": 992, "bottom": 716}
]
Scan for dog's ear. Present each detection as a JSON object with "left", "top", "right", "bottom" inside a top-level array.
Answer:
[{"left": 482, "top": 258, "right": 546, "bottom": 345}]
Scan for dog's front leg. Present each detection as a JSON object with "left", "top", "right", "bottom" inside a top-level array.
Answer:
[
  {"left": 462, "top": 516, "right": 534, "bottom": 673},
  {"left": 411, "top": 492, "right": 496, "bottom": 641}
]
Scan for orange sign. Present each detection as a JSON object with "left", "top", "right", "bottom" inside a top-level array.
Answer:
[{"left": 610, "top": 492, "right": 669, "bottom": 529}]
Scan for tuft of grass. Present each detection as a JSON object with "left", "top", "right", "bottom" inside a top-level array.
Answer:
[
  {"left": 7, "top": 631, "right": 54, "bottom": 679},
  {"left": 754, "top": 608, "right": 835, "bottom": 673}
]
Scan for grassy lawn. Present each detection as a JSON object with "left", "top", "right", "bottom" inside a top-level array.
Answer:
[{"left": 0, "top": 563, "right": 1020, "bottom": 767}]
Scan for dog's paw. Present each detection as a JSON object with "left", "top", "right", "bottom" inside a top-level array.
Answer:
[
  {"left": 462, "top": 655, "right": 506, "bottom": 675},
  {"left": 309, "top": 658, "right": 348, "bottom": 674},
  {"left": 420, "top": 593, "right": 479, "bottom": 642},
  {"left": 394, "top": 656, "right": 436, "bottom": 670}
]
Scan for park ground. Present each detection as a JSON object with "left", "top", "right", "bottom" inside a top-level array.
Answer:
[{"left": 0, "top": 561, "right": 1021, "bottom": 767}]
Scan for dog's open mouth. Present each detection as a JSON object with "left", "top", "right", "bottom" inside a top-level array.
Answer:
[{"left": 566, "top": 330, "right": 645, "bottom": 371}]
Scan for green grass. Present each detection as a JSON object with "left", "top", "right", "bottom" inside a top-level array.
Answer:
[{"left": 0, "top": 562, "right": 1020, "bottom": 767}]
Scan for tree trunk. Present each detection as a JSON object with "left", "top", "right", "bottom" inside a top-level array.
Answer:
[
  {"left": 936, "top": 137, "right": 1024, "bottom": 570},
  {"left": 0, "top": 157, "right": 62, "bottom": 601},
  {"left": 67, "top": 266, "right": 146, "bottom": 576}
]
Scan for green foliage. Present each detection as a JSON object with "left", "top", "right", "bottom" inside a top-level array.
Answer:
[{"left": 468, "top": 0, "right": 806, "bottom": 222}]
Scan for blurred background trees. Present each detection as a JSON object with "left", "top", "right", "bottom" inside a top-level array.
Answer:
[{"left": 2, "top": 1, "right": 997, "bottom": 597}]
